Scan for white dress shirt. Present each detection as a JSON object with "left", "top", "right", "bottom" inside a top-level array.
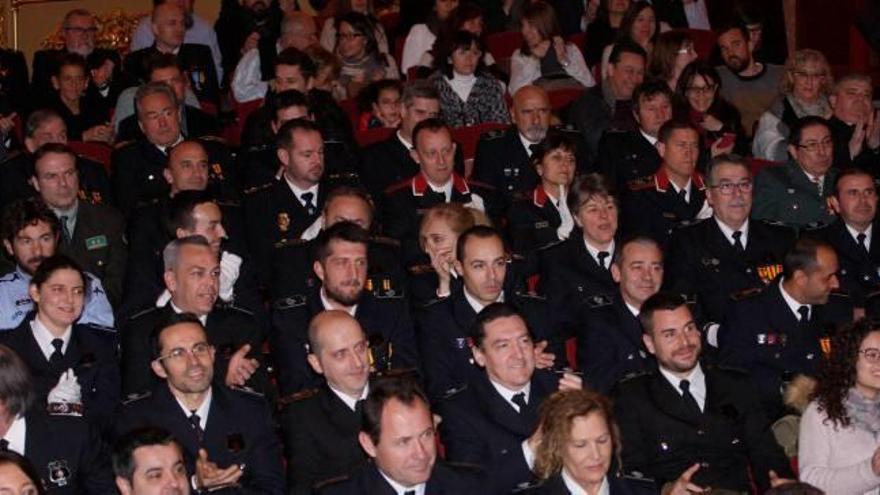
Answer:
[
  {"left": 846, "top": 223, "right": 873, "bottom": 252},
  {"left": 584, "top": 239, "right": 615, "bottom": 269},
  {"left": 659, "top": 362, "right": 707, "bottom": 411},
  {"left": 173, "top": 387, "right": 212, "bottom": 431},
  {"left": 328, "top": 383, "right": 369, "bottom": 411},
  {"left": 779, "top": 280, "right": 811, "bottom": 321},
  {"left": 30, "top": 316, "right": 72, "bottom": 361},
  {"left": 715, "top": 217, "right": 750, "bottom": 249},
  {"left": 0, "top": 415, "right": 26, "bottom": 455}
]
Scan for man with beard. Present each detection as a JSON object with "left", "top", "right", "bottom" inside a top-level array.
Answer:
[
  {"left": 124, "top": 3, "right": 220, "bottom": 105},
  {"left": 719, "top": 238, "right": 853, "bottom": 419},
  {"left": 120, "top": 236, "right": 265, "bottom": 397},
  {"left": 473, "top": 85, "right": 584, "bottom": 205},
  {"left": 270, "top": 222, "right": 417, "bottom": 396},
  {"left": 0, "top": 109, "right": 111, "bottom": 211},
  {"left": 715, "top": 21, "right": 784, "bottom": 138},
  {"left": 113, "top": 427, "right": 191, "bottom": 495},
  {"left": 0, "top": 198, "right": 113, "bottom": 330},
  {"left": 577, "top": 236, "right": 663, "bottom": 393},
  {"left": 615, "top": 292, "right": 793, "bottom": 494},
  {"left": 664, "top": 154, "right": 795, "bottom": 326},
  {"left": 807, "top": 168, "right": 880, "bottom": 309},
  {"left": 116, "top": 312, "right": 284, "bottom": 494},
  {"left": 214, "top": 0, "right": 282, "bottom": 81}
]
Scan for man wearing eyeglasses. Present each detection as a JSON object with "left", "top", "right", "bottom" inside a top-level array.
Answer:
[
  {"left": 119, "top": 236, "right": 265, "bottom": 398},
  {"left": 31, "top": 9, "right": 125, "bottom": 107},
  {"left": 664, "top": 154, "right": 795, "bottom": 326},
  {"left": 753, "top": 116, "right": 839, "bottom": 230},
  {"left": 116, "top": 312, "right": 284, "bottom": 494}
]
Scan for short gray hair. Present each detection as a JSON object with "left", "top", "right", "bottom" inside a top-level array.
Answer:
[
  {"left": 135, "top": 81, "right": 179, "bottom": 120},
  {"left": 162, "top": 235, "right": 211, "bottom": 271},
  {"left": 402, "top": 80, "right": 439, "bottom": 108}
]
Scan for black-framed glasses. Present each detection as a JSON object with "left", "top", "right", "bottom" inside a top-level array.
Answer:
[
  {"left": 708, "top": 180, "right": 753, "bottom": 195},
  {"left": 796, "top": 138, "right": 834, "bottom": 153},
  {"left": 156, "top": 342, "right": 212, "bottom": 363},
  {"left": 686, "top": 84, "right": 717, "bottom": 94}
]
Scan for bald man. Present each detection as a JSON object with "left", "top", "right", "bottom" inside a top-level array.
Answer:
[
  {"left": 124, "top": 2, "right": 220, "bottom": 104},
  {"left": 473, "top": 85, "right": 586, "bottom": 208},
  {"left": 279, "top": 310, "right": 371, "bottom": 494}
]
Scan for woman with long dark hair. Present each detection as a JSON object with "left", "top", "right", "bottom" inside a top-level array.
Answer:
[
  {"left": 799, "top": 318, "right": 880, "bottom": 494},
  {"left": 599, "top": 1, "right": 661, "bottom": 80},
  {"left": 335, "top": 12, "right": 399, "bottom": 98},
  {"left": 674, "top": 61, "right": 746, "bottom": 157}
]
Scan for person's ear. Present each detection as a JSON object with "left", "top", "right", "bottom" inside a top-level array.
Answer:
[
  {"left": 828, "top": 195, "right": 841, "bottom": 215},
  {"left": 115, "top": 477, "right": 133, "bottom": 495},
  {"left": 359, "top": 431, "right": 378, "bottom": 458},
  {"left": 307, "top": 353, "right": 323, "bottom": 375},
  {"left": 163, "top": 270, "right": 177, "bottom": 293},
  {"left": 657, "top": 141, "right": 666, "bottom": 159},
  {"left": 611, "top": 263, "right": 621, "bottom": 283},
  {"left": 472, "top": 344, "right": 486, "bottom": 368},
  {"left": 642, "top": 333, "right": 656, "bottom": 355},
  {"left": 3, "top": 240, "right": 13, "bottom": 258},
  {"left": 51, "top": 76, "right": 60, "bottom": 91},
  {"left": 151, "top": 358, "right": 168, "bottom": 379},
  {"left": 313, "top": 260, "right": 325, "bottom": 282},
  {"left": 27, "top": 284, "right": 40, "bottom": 305}
]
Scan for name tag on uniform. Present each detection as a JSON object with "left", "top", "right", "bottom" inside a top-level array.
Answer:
[
  {"left": 534, "top": 221, "right": 549, "bottom": 229},
  {"left": 85, "top": 235, "right": 108, "bottom": 251}
]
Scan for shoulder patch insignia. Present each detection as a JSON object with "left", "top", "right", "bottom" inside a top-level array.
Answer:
[
  {"left": 122, "top": 391, "right": 151, "bottom": 405},
  {"left": 273, "top": 294, "right": 307, "bottom": 310},
  {"left": 586, "top": 293, "right": 613, "bottom": 308}
]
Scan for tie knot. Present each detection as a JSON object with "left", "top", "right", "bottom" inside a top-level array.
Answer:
[
  {"left": 511, "top": 391, "right": 528, "bottom": 410},
  {"left": 858, "top": 232, "right": 867, "bottom": 244},
  {"left": 732, "top": 230, "right": 742, "bottom": 241},
  {"left": 0, "top": 439, "right": 9, "bottom": 451},
  {"left": 597, "top": 251, "right": 610, "bottom": 268},
  {"left": 798, "top": 305, "right": 810, "bottom": 322},
  {"left": 678, "top": 188, "right": 688, "bottom": 200},
  {"left": 59, "top": 215, "right": 68, "bottom": 223},
  {"left": 679, "top": 379, "right": 691, "bottom": 393},
  {"left": 301, "top": 192, "right": 314, "bottom": 203},
  {"left": 51, "top": 338, "right": 63, "bottom": 353}
]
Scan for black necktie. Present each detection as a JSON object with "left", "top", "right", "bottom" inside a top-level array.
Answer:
[
  {"left": 798, "top": 305, "right": 810, "bottom": 325},
  {"left": 597, "top": 251, "right": 610, "bottom": 270},
  {"left": 678, "top": 187, "right": 688, "bottom": 203},
  {"left": 511, "top": 392, "right": 528, "bottom": 413},
  {"left": 354, "top": 399, "right": 365, "bottom": 416},
  {"left": 732, "top": 230, "right": 745, "bottom": 253},
  {"left": 404, "top": 491, "right": 416, "bottom": 495},
  {"left": 59, "top": 215, "right": 71, "bottom": 244},
  {"left": 0, "top": 439, "right": 10, "bottom": 451},
  {"left": 301, "top": 192, "right": 316, "bottom": 216},
  {"left": 49, "top": 338, "right": 64, "bottom": 364},
  {"left": 858, "top": 232, "right": 869, "bottom": 253},
  {"left": 679, "top": 380, "right": 702, "bottom": 416},
  {"left": 188, "top": 411, "right": 204, "bottom": 442}
]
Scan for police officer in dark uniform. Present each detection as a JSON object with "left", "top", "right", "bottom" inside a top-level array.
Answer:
[
  {"left": 577, "top": 237, "right": 662, "bottom": 393},
  {"left": 719, "top": 238, "right": 854, "bottom": 420},
  {"left": 381, "top": 118, "right": 497, "bottom": 266},
  {"left": 438, "top": 303, "right": 582, "bottom": 494},
  {"left": 597, "top": 80, "right": 673, "bottom": 192},
  {"left": 120, "top": 237, "right": 265, "bottom": 397},
  {"left": 417, "top": 226, "right": 562, "bottom": 401},
  {"left": 806, "top": 167, "right": 880, "bottom": 308},
  {"left": 271, "top": 222, "right": 417, "bottom": 396},
  {"left": 270, "top": 186, "right": 404, "bottom": 304},
  {"left": 0, "top": 344, "right": 115, "bottom": 494},
  {"left": 279, "top": 311, "right": 370, "bottom": 495},
  {"left": 1, "top": 254, "right": 120, "bottom": 433},
  {"left": 111, "top": 82, "right": 237, "bottom": 218},
  {"left": 123, "top": 3, "right": 220, "bottom": 105},
  {"left": 116, "top": 312, "right": 284, "bottom": 494},
  {"left": 615, "top": 292, "right": 793, "bottom": 494},
  {"left": 665, "top": 154, "right": 795, "bottom": 324},
  {"left": 621, "top": 120, "right": 708, "bottom": 247},
  {"left": 317, "top": 374, "right": 483, "bottom": 495},
  {"left": 358, "top": 81, "right": 465, "bottom": 201},
  {"left": 539, "top": 174, "right": 619, "bottom": 335},
  {"left": 473, "top": 85, "right": 585, "bottom": 207},
  {"left": 243, "top": 119, "right": 357, "bottom": 285},
  {"left": 0, "top": 109, "right": 110, "bottom": 211},
  {"left": 507, "top": 131, "right": 577, "bottom": 258}
]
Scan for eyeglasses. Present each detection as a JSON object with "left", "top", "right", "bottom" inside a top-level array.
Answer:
[
  {"left": 708, "top": 180, "right": 753, "bottom": 195},
  {"left": 156, "top": 342, "right": 212, "bottom": 363},
  {"left": 860, "top": 348, "right": 880, "bottom": 363},
  {"left": 793, "top": 71, "right": 827, "bottom": 81},
  {"left": 686, "top": 84, "right": 717, "bottom": 95},
  {"left": 796, "top": 138, "right": 834, "bottom": 153},
  {"left": 338, "top": 32, "right": 364, "bottom": 40},
  {"left": 64, "top": 26, "right": 97, "bottom": 34}
]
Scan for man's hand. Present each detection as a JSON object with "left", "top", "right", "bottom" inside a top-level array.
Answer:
[
  {"left": 82, "top": 123, "right": 114, "bottom": 143},
  {"left": 768, "top": 470, "right": 796, "bottom": 488},
  {"left": 663, "top": 463, "right": 708, "bottom": 495},
  {"left": 850, "top": 120, "right": 867, "bottom": 159},
  {"left": 241, "top": 32, "right": 260, "bottom": 55},
  {"left": 225, "top": 344, "right": 259, "bottom": 387},
  {"left": 0, "top": 112, "right": 17, "bottom": 137},
  {"left": 558, "top": 372, "right": 582, "bottom": 391},
  {"left": 866, "top": 109, "right": 880, "bottom": 150},
  {"left": 533, "top": 340, "right": 556, "bottom": 369},
  {"left": 195, "top": 448, "right": 244, "bottom": 490}
]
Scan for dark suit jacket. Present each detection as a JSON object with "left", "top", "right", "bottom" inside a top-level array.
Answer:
[
  {"left": 271, "top": 287, "right": 419, "bottom": 396},
  {"left": 569, "top": 86, "right": 637, "bottom": 169},
  {"left": 0, "top": 318, "right": 119, "bottom": 430},
  {"left": 614, "top": 366, "right": 792, "bottom": 493},
  {"left": 438, "top": 369, "right": 560, "bottom": 493},
  {"left": 280, "top": 384, "right": 366, "bottom": 494},
  {"left": 124, "top": 44, "right": 220, "bottom": 104},
  {"left": 620, "top": 169, "right": 708, "bottom": 246},
  {"left": 58, "top": 201, "right": 127, "bottom": 306},
  {"left": 24, "top": 408, "right": 115, "bottom": 494},
  {"left": 664, "top": 217, "right": 795, "bottom": 323},
  {"left": 117, "top": 105, "right": 220, "bottom": 143},
  {"left": 508, "top": 185, "right": 565, "bottom": 258},
  {"left": 117, "top": 384, "right": 285, "bottom": 494},
  {"left": 752, "top": 161, "right": 838, "bottom": 229},
  {"left": 472, "top": 127, "right": 539, "bottom": 200},
  {"left": 808, "top": 219, "right": 880, "bottom": 306},
  {"left": 718, "top": 282, "right": 853, "bottom": 418},
  {"left": 577, "top": 293, "right": 654, "bottom": 393},
  {"left": 0, "top": 151, "right": 111, "bottom": 211},
  {"left": 319, "top": 461, "right": 482, "bottom": 495},
  {"left": 597, "top": 130, "right": 661, "bottom": 192},
  {"left": 120, "top": 303, "right": 265, "bottom": 396}
]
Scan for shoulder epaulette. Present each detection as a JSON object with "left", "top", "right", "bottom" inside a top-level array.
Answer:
[
  {"left": 326, "top": 171, "right": 360, "bottom": 182},
  {"left": 113, "top": 139, "right": 136, "bottom": 150},
  {"left": 228, "top": 384, "right": 264, "bottom": 398},
  {"left": 553, "top": 123, "right": 578, "bottom": 133},
  {"left": 731, "top": 287, "right": 763, "bottom": 301},
  {"left": 440, "top": 384, "right": 467, "bottom": 400},
  {"left": 829, "top": 289, "right": 851, "bottom": 299},
  {"left": 0, "top": 271, "right": 18, "bottom": 282},
  {"left": 536, "top": 239, "right": 565, "bottom": 251},
  {"left": 711, "top": 363, "right": 750, "bottom": 376},
  {"left": 586, "top": 293, "right": 613, "bottom": 308},
  {"left": 483, "top": 129, "right": 505, "bottom": 140},
  {"left": 0, "top": 150, "right": 23, "bottom": 164},
  {"left": 371, "top": 235, "right": 400, "bottom": 248},
  {"left": 514, "top": 291, "right": 547, "bottom": 302},
  {"left": 407, "top": 263, "right": 435, "bottom": 276},
  {"left": 80, "top": 322, "right": 116, "bottom": 333},
  {"left": 384, "top": 178, "right": 412, "bottom": 195},
  {"left": 421, "top": 295, "right": 449, "bottom": 308},
  {"left": 273, "top": 294, "right": 307, "bottom": 310},
  {"left": 133, "top": 197, "right": 161, "bottom": 209},
  {"left": 312, "top": 474, "right": 350, "bottom": 491},
  {"left": 759, "top": 218, "right": 787, "bottom": 227},
  {"left": 128, "top": 306, "right": 160, "bottom": 320},
  {"left": 198, "top": 135, "right": 228, "bottom": 145},
  {"left": 510, "top": 253, "right": 526, "bottom": 262},
  {"left": 216, "top": 301, "right": 254, "bottom": 316},
  {"left": 122, "top": 390, "right": 151, "bottom": 405},
  {"left": 618, "top": 370, "right": 651, "bottom": 384},
  {"left": 244, "top": 182, "right": 274, "bottom": 195},
  {"left": 467, "top": 178, "right": 496, "bottom": 191},
  {"left": 274, "top": 237, "right": 309, "bottom": 249},
  {"left": 278, "top": 388, "right": 318, "bottom": 407},
  {"left": 627, "top": 175, "right": 654, "bottom": 191},
  {"left": 216, "top": 198, "right": 241, "bottom": 208}
]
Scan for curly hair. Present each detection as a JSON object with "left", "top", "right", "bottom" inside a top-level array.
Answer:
[
  {"left": 812, "top": 318, "right": 880, "bottom": 428},
  {"left": 533, "top": 389, "right": 620, "bottom": 480}
]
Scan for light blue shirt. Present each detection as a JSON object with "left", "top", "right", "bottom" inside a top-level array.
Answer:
[{"left": 0, "top": 266, "right": 115, "bottom": 331}]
